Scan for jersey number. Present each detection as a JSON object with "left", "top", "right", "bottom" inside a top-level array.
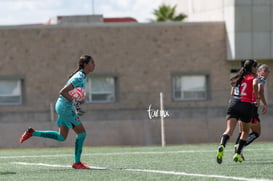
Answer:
[
  {"left": 240, "top": 83, "right": 247, "bottom": 96},
  {"left": 234, "top": 82, "right": 247, "bottom": 96}
]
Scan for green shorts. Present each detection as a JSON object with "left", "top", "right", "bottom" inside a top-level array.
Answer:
[{"left": 55, "top": 99, "right": 82, "bottom": 129}]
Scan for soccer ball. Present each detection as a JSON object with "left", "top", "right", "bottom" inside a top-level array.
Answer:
[{"left": 69, "top": 87, "right": 86, "bottom": 101}]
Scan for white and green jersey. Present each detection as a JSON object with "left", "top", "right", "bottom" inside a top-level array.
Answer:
[
  {"left": 57, "top": 69, "right": 86, "bottom": 105},
  {"left": 55, "top": 69, "right": 86, "bottom": 128}
]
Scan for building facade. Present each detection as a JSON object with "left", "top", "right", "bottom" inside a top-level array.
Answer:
[
  {"left": 163, "top": 0, "right": 273, "bottom": 60},
  {"left": 0, "top": 21, "right": 272, "bottom": 148}
]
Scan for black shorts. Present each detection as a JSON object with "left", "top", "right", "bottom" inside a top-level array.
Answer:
[
  {"left": 250, "top": 104, "right": 260, "bottom": 124},
  {"left": 226, "top": 98, "right": 253, "bottom": 123}
]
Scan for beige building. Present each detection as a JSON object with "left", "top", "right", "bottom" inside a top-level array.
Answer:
[{"left": 0, "top": 17, "right": 272, "bottom": 148}]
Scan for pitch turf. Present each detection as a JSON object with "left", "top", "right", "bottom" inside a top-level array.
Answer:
[{"left": 1, "top": 142, "right": 273, "bottom": 181}]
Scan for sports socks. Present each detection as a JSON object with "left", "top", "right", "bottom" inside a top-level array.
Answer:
[
  {"left": 236, "top": 139, "right": 246, "bottom": 154},
  {"left": 245, "top": 132, "right": 259, "bottom": 146},
  {"left": 219, "top": 134, "right": 230, "bottom": 147},
  {"left": 32, "top": 130, "right": 65, "bottom": 141},
  {"left": 235, "top": 132, "right": 259, "bottom": 147},
  {"left": 33, "top": 130, "right": 87, "bottom": 164},
  {"left": 74, "top": 132, "right": 87, "bottom": 163}
]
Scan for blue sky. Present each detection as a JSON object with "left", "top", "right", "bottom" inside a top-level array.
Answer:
[{"left": 0, "top": 0, "right": 162, "bottom": 25}]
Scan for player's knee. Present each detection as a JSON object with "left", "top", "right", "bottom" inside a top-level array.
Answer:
[
  {"left": 77, "top": 132, "right": 86, "bottom": 140},
  {"left": 224, "top": 129, "right": 233, "bottom": 136}
]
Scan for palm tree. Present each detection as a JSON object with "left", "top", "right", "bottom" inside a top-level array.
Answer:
[{"left": 151, "top": 4, "right": 187, "bottom": 22}]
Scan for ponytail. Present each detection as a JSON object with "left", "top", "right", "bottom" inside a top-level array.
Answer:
[
  {"left": 230, "top": 67, "right": 244, "bottom": 87},
  {"left": 68, "top": 67, "right": 81, "bottom": 79},
  {"left": 230, "top": 59, "right": 257, "bottom": 87},
  {"left": 68, "top": 55, "right": 92, "bottom": 78}
]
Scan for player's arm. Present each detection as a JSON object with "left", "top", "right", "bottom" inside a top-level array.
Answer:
[
  {"left": 259, "top": 84, "right": 268, "bottom": 114},
  {"left": 60, "top": 83, "right": 85, "bottom": 116},
  {"left": 230, "top": 87, "right": 234, "bottom": 96},
  {"left": 59, "top": 83, "right": 74, "bottom": 102},
  {"left": 253, "top": 78, "right": 259, "bottom": 107}
]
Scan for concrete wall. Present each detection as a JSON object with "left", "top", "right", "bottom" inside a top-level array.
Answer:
[
  {"left": 0, "top": 22, "right": 229, "bottom": 111},
  {"left": 0, "top": 22, "right": 273, "bottom": 148},
  {"left": 3, "top": 108, "right": 273, "bottom": 148}
]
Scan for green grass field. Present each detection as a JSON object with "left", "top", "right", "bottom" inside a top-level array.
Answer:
[{"left": 1, "top": 142, "right": 273, "bottom": 181}]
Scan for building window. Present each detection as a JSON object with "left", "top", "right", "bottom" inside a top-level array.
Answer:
[
  {"left": 172, "top": 74, "right": 208, "bottom": 101},
  {"left": 86, "top": 75, "right": 117, "bottom": 103},
  {"left": 0, "top": 79, "right": 23, "bottom": 105}
]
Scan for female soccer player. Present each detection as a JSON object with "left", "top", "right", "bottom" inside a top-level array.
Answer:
[
  {"left": 234, "top": 64, "right": 270, "bottom": 159},
  {"left": 216, "top": 59, "right": 259, "bottom": 164},
  {"left": 19, "top": 55, "right": 95, "bottom": 169}
]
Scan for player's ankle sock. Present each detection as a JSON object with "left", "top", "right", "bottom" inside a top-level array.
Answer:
[
  {"left": 236, "top": 139, "right": 246, "bottom": 154},
  {"left": 74, "top": 132, "right": 86, "bottom": 163},
  {"left": 33, "top": 130, "right": 65, "bottom": 141},
  {"left": 245, "top": 132, "right": 259, "bottom": 146},
  {"left": 220, "top": 134, "right": 230, "bottom": 147}
]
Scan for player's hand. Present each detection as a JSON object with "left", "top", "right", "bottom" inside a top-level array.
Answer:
[
  {"left": 72, "top": 98, "right": 85, "bottom": 105},
  {"left": 254, "top": 100, "right": 260, "bottom": 107},
  {"left": 72, "top": 99, "right": 85, "bottom": 116},
  {"left": 75, "top": 108, "right": 85, "bottom": 116},
  {"left": 262, "top": 104, "right": 268, "bottom": 114}
]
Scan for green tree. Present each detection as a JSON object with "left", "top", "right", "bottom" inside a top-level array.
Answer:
[{"left": 151, "top": 4, "right": 187, "bottom": 22}]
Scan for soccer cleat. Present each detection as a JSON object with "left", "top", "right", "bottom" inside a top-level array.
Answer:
[
  {"left": 233, "top": 153, "right": 243, "bottom": 163},
  {"left": 216, "top": 145, "right": 224, "bottom": 164},
  {"left": 19, "top": 128, "right": 35, "bottom": 143},
  {"left": 20, "top": 128, "right": 35, "bottom": 143},
  {"left": 72, "top": 162, "right": 90, "bottom": 169}
]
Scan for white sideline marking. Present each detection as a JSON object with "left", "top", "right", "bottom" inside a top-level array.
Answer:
[
  {"left": 1, "top": 147, "right": 271, "bottom": 159},
  {"left": 1, "top": 154, "right": 72, "bottom": 159},
  {"left": 12, "top": 162, "right": 106, "bottom": 170},
  {"left": 0, "top": 149, "right": 221, "bottom": 159},
  {"left": 12, "top": 162, "right": 272, "bottom": 181},
  {"left": 13, "top": 162, "right": 70, "bottom": 168},
  {"left": 125, "top": 168, "right": 272, "bottom": 181}
]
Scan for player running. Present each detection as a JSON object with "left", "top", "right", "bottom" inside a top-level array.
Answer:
[
  {"left": 216, "top": 59, "right": 259, "bottom": 164},
  {"left": 234, "top": 64, "right": 270, "bottom": 159},
  {"left": 19, "top": 55, "right": 95, "bottom": 169}
]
